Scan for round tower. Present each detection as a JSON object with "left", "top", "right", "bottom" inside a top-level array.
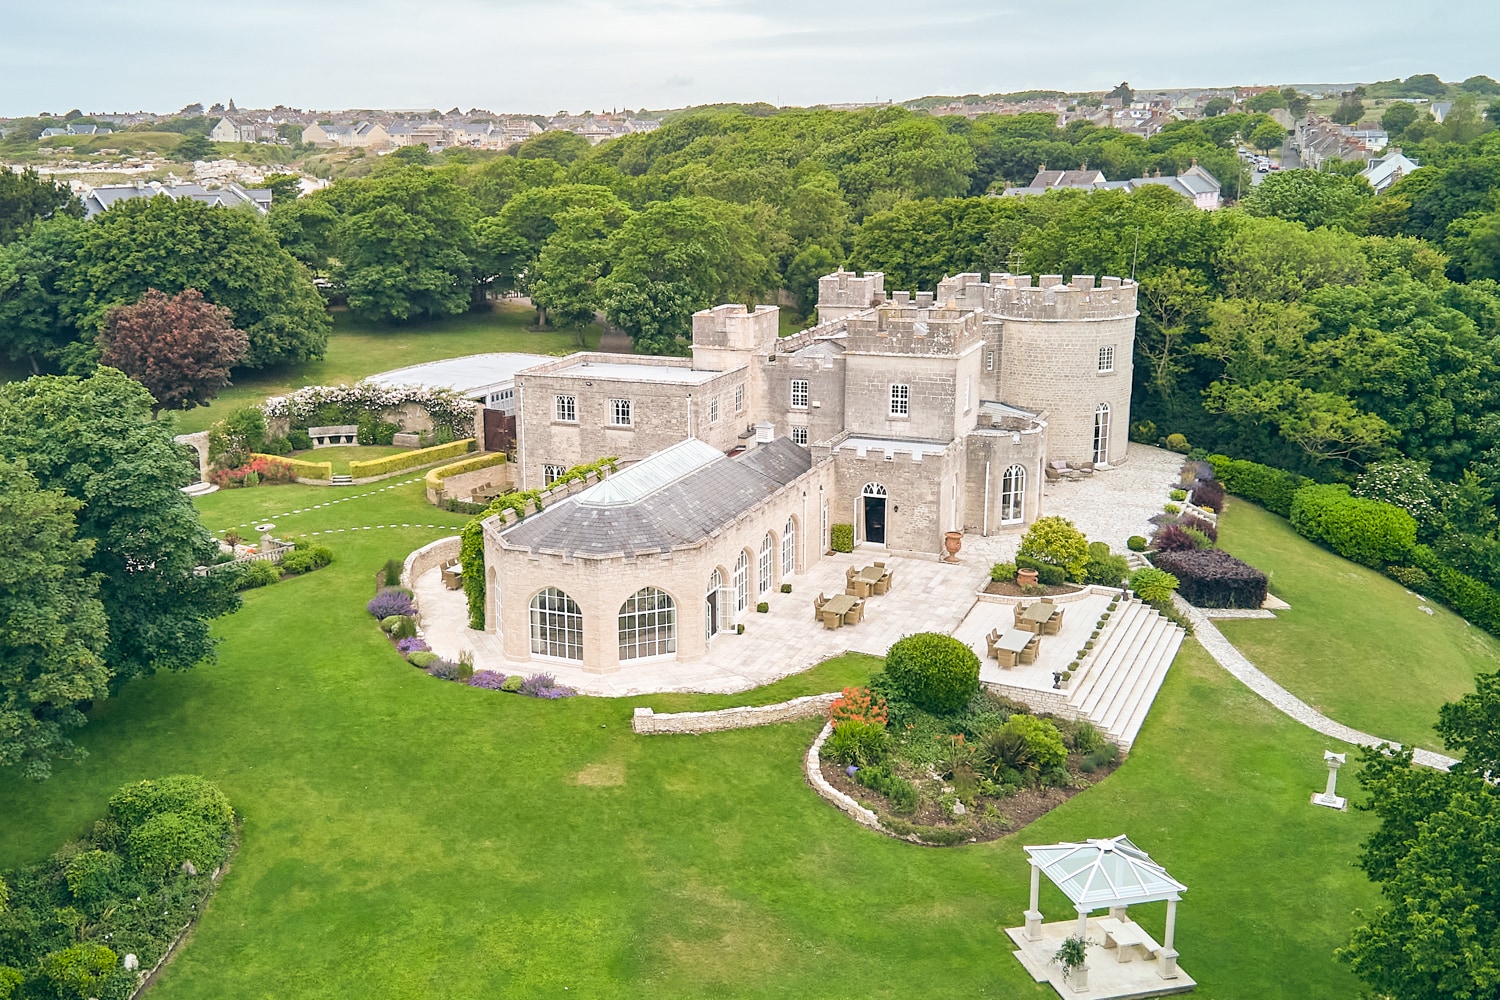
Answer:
[{"left": 991, "top": 273, "right": 1138, "bottom": 468}]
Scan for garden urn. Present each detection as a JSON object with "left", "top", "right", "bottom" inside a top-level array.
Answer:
[
  {"left": 1017, "top": 567, "right": 1039, "bottom": 587},
  {"left": 943, "top": 530, "right": 963, "bottom": 562}
]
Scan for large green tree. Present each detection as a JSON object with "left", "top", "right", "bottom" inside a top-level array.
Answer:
[
  {"left": 0, "top": 368, "right": 240, "bottom": 688},
  {"left": 0, "top": 216, "right": 86, "bottom": 372},
  {"left": 0, "top": 460, "right": 110, "bottom": 780},
  {"left": 0, "top": 167, "right": 82, "bottom": 244},
  {"left": 68, "top": 196, "right": 328, "bottom": 367},
  {"left": 1240, "top": 169, "right": 1372, "bottom": 230}
]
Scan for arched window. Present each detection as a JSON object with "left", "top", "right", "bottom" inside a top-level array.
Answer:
[
  {"left": 782, "top": 517, "right": 796, "bottom": 577},
  {"left": 706, "top": 568, "right": 724, "bottom": 644},
  {"left": 759, "top": 533, "right": 774, "bottom": 595},
  {"left": 862, "top": 482, "right": 887, "bottom": 497},
  {"left": 618, "top": 587, "right": 676, "bottom": 660},
  {"left": 1093, "top": 402, "right": 1112, "bottom": 466},
  {"left": 734, "top": 550, "right": 750, "bottom": 613},
  {"left": 529, "top": 587, "right": 582, "bottom": 660},
  {"left": 1000, "top": 464, "right": 1026, "bottom": 525}
]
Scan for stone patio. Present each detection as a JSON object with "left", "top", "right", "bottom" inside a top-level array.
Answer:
[{"left": 1006, "top": 918, "right": 1196, "bottom": 999}]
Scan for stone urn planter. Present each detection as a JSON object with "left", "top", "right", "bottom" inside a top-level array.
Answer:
[
  {"left": 943, "top": 530, "right": 963, "bottom": 563},
  {"left": 1017, "top": 567, "right": 1039, "bottom": 587}
]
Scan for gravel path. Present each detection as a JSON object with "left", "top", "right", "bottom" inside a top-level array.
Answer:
[{"left": 1178, "top": 596, "right": 1458, "bottom": 771}]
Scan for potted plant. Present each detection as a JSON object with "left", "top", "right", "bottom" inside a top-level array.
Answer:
[
  {"left": 1017, "top": 566, "right": 1040, "bottom": 587},
  {"left": 1053, "top": 934, "right": 1089, "bottom": 990}
]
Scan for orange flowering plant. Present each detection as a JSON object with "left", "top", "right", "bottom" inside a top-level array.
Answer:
[{"left": 829, "top": 686, "right": 888, "bottom": 727}]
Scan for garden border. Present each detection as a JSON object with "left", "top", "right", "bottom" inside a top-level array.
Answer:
[
  {"left": 804, "top": 720, "right": 882, "bottom": 829},
  {"left": 630, "top": 693, "right": 839, "bottom": 734}
]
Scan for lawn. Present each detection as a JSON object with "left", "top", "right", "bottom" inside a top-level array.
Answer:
[
  {"left": 1215, "top": 498, "right": 1500, "bottom": 751},
  {"left": 168, "top": 303, "right": 598, "bottom": 434},
  {"left": 284, "top": 444, "right": 414, "bottom": 475},
  {"left": 0, "top": 481, "right": 1380, "bottom": 998}
]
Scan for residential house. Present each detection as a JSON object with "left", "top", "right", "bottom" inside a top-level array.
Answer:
[
  {"left": 210, "top": 117, "right": 279, "bottom": 143},
  {"left": 1360, "top": 148, "right": 1420, "bottom": 194},
  {"left": 301, "top": 122, "right": 392, "bottom": 148},
  {"left": 81, "top": 180, "right": 273, "bottom": 219},
  {"left": 1002, "top": 163, "right": 1221, "bottom": 209}
]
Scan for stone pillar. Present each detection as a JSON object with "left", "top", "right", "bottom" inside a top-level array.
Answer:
[
  {"left": 1312, "top": 750, "right": 1348, "bottom": 810},
  {"left": 1109, "top": 904, "right": 1129, "bottom": 922},
  {"left": 1024, "top": 863, "right": 1043, "bottom": 941},
  {"left": 1075, "top": 905, "right": 1089, "bottom": 942},
  {"left": 1157, "top": 898, "right": 1179, "bottom": 979}
]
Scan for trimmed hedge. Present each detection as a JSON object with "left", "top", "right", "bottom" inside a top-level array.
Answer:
[
  {"left": 1289, "top": 484, "right": 1416, "bottom": 569},
  {"left": 250, "top": 452, "right": 332, "bottom": 482},
  {"left": 830, "top": 523, "right": 854, "bottom": 553},
  {"left": 424, "top": 451, "right": 508, "bottom": 492},
  {"left": 884, "top": 633, "right": 980, "bottom": 715},
  {"left": 1015, "top": 554, "right": 1067, "bottom": 586},
  {"left": 348, "top": 438, "right": 474, "bottom": 479},
  {"left": 1206, "top": 454, "right": 1309, "bottom": 517},
  {"left": 1151, "top": 548, "right": 1269, "bottom": 609}
]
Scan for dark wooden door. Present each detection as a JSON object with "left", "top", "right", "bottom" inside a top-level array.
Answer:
[{"left": 482, "top": 409, "right": 516, "bottom": 453}]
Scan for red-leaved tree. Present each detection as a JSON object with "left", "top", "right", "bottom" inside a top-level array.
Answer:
[{"left": 99, "top": 288, "right": 249, "bottom": 414}]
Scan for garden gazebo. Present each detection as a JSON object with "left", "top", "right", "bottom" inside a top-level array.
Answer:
[{"left": 1006, "top": 835, "right": 1194, "bottom": 997}]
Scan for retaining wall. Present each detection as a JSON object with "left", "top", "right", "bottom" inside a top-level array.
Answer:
[
  {"left": 402, "top": 535, "right": 463, "bottom": 591},
  {"left": 631, "top": 692, "right": 839, "bottom": 734}
]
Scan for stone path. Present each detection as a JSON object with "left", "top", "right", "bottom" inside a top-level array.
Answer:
[
  {"left": 209, "top": 477, "right": 434, "bottom": 534},
  {"left": 1177, "top": 597, "right": 1459, "bottom": 771}
]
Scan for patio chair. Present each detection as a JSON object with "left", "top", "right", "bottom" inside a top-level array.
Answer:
[
  {"left": 844, "top": 600, "right": 864, "bottom": 626},
  {"left": 1020, "top": 635, "right": 1040, "bottom": 664},
  {"left": 873, "top": 561, "right": 886, "bottom": 569},
  {"left": 872, "top": 573, "right": 890, "bottom": 596},
  {"left": 821, "top": 609, "right": 842, "bottom": 630},
  {"left": 1042, "top": 607, "right": 1065, "bottom": 635},
  {"left": 985, "top": 629, "right": 1001, "bottom": 660},
  {"left": 1044, "top": 466, "right": 1062, "bottom": 483},
  {"left": 813, "top": 593, "right": 828, "bottom": 620}
]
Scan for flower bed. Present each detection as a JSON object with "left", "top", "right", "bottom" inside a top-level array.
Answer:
[
  {"left": 209, "top": 455, "right": 297, "bottom": 488},
  {"left": 251, "top": 452, "right": 333, "bottom": 482},
  {"left": 262, "top": 382, "right": 476, "bottom": 436}
]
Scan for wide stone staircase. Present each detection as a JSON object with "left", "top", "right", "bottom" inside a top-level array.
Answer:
[{"left": 1065, "top": 597, "right": 1184, "bottom": 749}]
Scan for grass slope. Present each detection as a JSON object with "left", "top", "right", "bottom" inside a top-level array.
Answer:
[
  {"left": 169, "top": 304, "right": 596, "bottom": 434},
  {"left": 0, "top": 482, "right": 1378, "bottom": 998},
  {"left": 1216, "top": 498, "right": 1500, "bottom": 751}
]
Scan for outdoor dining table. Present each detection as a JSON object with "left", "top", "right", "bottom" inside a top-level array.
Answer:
[
  {"left": 1022, "top": 602, "right": 1057, "bottom": 624},
  {"left": 442, "top": 563, "right": 464, "bottom": 590},
  {"left": 821, "top": 593, "right": 859, "bottom": 628},
  {"left": 849, "top": 565, "right": 889, "bottom": 598},
  {"left": 994, "top": 628, "right": 1036, "bottom": 669}
]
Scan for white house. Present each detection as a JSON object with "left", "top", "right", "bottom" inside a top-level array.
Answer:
[{"left": 1360, "top": 148, "right": 1421, "bottom": 194}]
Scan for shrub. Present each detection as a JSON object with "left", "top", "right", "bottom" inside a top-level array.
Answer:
[
  {"left": 427, "top": 658, "right": 462, "bottom": 680},
  {"left": 107, "top": 774, "right": 233, "bottom": 834},
  {"left": 780, "top": 583, "right": 792, "bottom": 593},
  {"left": 380, "top": 558, "right": 403, "bottom": 587},
  {"left": 408, "top": 650, "right": 439, "bottom": 668},
  {"left": 1181, "top": 527, "right": 1213, "bottom": 549},
  {"left": 1001, "top": 715, "right": 1068, "bottom": 772},
  {"left": 396, "top": 637, "right": 429, "bottom": 655},
  {"left": 1015, "top": 555, "right": 1068, "bottom": 586},
  {"left": 519, "top": 672, "right": 576, "bottom": 699},
  {"left": 1130, "top": 419, "right": 1157, "bottom": 443},
  {"left": 1353, "top": 458, "right": 1445, "bottom": 534},
  {"left": 347, "top": 438, "right": 475, "bottom": 479},
  {"left": 884, "top": 633, "right": 980, "bottom": 715},
  {"left": 1387, "top": 565, "right": 1433, "bottom": 590},
  {"left": 1208, "top": 454, "right": 1308, "bottom": 517},
  {"left": 1169, "top": 489, "right": 1187, "bottom": 501},
  {"left": 261, "top": 435, "right": 292, "bottom": 456},
  {"left": 1164, "top": 432, "right": 1190, "bottom": 453},
  {"left": 1190, "top": 479, "right": 1225, "bottom": 512},
  {"left": 829, "top": 686, "right": 888, "bottom": 726},
  {"left": 389, "top": 616, "right": 418, "bottom": 640},
  {"left": 823, "top": 720, "right": 891, "bottom": 767},
  {"left": 1179, "top": 515, "right": 1218, "bottom": 543},
  {"left": 830, "top": 523, "right": 854, "bottom": 553},
  {"left": 1127, "top": 535, "right": 1147, "bottom": 552},
  {"left": 127, "top": 810, "right": 228, "bottom": 876},
  {"left": 1018, "top": 515, "right": 1090, "bottom": 580},
  {"left": 756, "top": 601, "right": 769, "bottom": 613},
  {"left": 280, "top": 549, "right": 315, "bottom": 574},
  {"left": 468, "top": 671, "right": 508, "bottom": 690},
  {"left": 1164, "top": 502, "right": 1181, "bottom": 515},
  {"left": 853, "top": 764, "right": 919, "bottom": 812},
  {"left": 500, "top": 674, "right": 524, "bottom": 693},
  {"left": 1069, "top": 720, "right": 1105, "bottom": 754},
  {"left": 1153, "top": 524, "right": 1200, "bottom": 552},
  {"left": 1129, "top": 567, "right": 1180, "bottom": 604},
  {"left": 368, "top": 588, "right": 415, "bottom": 618},
  {"left": 237, "top": 560, "right": 281, "bottom": 590},
  {"left": 379, "top": 614, "right": 404, "bottom": 633},
  {"left": 990, "top": 561, "right": 1017, "bottom": 582},
  {"left": 64, "top": 850, "right": 124, "bottom": 910},
  {"left": 1290, "top": 484, "right": 1417, "bottom": 568},
  {"left": 1152, "top": 548, "right": 1269, "bottom": 608},
  {"left": 286, "top": 427, "right": 312, "bottom": 450},
  {"left": 250, "top": 453, "right": 331, "bottom": 482},
  {"left": 1083, "top": 550, "right": 1129, "bottom": 587},
  {"left": 39, "top": 944, "right": 123, "bottom": 1000}
]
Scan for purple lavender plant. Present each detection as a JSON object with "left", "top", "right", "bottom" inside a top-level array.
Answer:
[
  {"left": 518, "top": 673, "right": 576, "bottom": 699},
  {"left": 396, "top": 637, "right": 430, "bottom": 655},
  {"left": 426, "top": 658, "right": 462, "bottom": 680},
  {"left": 367, "top": 588, "right": 415, "bottom": 618},
  {"left": 468, "top": 671, "right": 508, "bottom": 690}
]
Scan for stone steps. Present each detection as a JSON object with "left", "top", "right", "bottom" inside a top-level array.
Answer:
[
  {"left": 1066, "top": 597, "right": 1185, "bottom": 749},
  {"left": 1099, "top": 619, "right": 1181, "bottom": 746},
  {"left": 1070, "top": 601, "right": 1152, "bottom": 710},
  {"left": 330, "top": 474, "right": 354, "bottom": 486}
]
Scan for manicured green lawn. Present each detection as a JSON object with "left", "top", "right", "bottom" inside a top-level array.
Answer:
[
  {"left": 0, "top": 482, "right": 1379, "bottom": 998},
  {"left": 1216, "top": 499, "right": 1500, "bottom": 751},
  {"left": 169, "top": 303, "right": 597, "bottom": 434}
]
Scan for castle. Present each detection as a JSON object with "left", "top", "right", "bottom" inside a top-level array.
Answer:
[{"left": 464, "top": 268, "right": 1139, "bottom": 672}]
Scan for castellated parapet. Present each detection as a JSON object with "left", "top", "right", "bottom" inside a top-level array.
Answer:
[
  {"left": 817, "top": 269, "right": 886, "bottom": 322},
  {"left": 843, "top": 303, "right": 983, "bottom": 356},
  {"left": 983, "top": 272, "right": 1139, "bottom": 322},
  {"left": 691, "top": 303, "right": 780, "bottom": 352}
]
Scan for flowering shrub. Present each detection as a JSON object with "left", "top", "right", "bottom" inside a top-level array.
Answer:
[
  {"left": 519, "top": 673, "right": 576, "bottom": 699},
  {"left": 1153, "top": 524, "right": 1201, "bottom": 552},
  {"left": 209, "top": 456, "right": 296, "bottom": 487},
  {"left": 427, "top": 659, "right": 462, "bottom": 680},
  {"left": 367, "top": 588, "right": 415, "bottom": 619},
  {"left": 262, "top": 382, "right": 475, "bottom": 436},
  {"left": 1190, "top": 479, "right": 1225, "bottom": 513},
  {"left": 830, "top": 686, "right": 888, "bottom": 726},
  {"left": 1152, "top": 548, "right": 1269, "bottom": 609},
  {"left": 396, "top": 637, "right": 429, "bottom": 655},
  {"left": 468, "top": 671, "right": 508, "bottom": 690}
]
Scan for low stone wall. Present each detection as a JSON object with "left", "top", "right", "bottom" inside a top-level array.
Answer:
[
  {"left": 804, "top": 721, "right": 882, "bottom": 829},
  {"left": 982, "top": 681, "right": 1081, "bottom": 722},
  {"left": 427, "top": 461, "right": 516, "bottom": 506},
  {"left": 631, "top": 692, "right": 839, "bottom": 734},
  {"left": 974, "top": 584, "right": 1124, "bottom": 606},
  {"left": 401, "top": 535, "right": 462, "bottom": 591}
]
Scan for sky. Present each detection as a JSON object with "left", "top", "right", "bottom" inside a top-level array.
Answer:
[{"left": 4, "top": 0, "right": 1500, "bottom": 117}]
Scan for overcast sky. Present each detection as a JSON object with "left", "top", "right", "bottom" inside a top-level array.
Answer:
[{"left": 4, "top": 0, "right": 1499, "bottom": 117}]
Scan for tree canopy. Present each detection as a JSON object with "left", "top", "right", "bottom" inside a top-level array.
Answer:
[{"left": 98, "top": 288, "right": 249, "bottom": 413}]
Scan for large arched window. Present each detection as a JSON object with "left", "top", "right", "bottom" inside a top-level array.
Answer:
[
  {"left": 1000, "top": 464, "right": 1026, "bottom": 525},
  {"left": 706, "top": 568, "right": 724, "bottom": 644},
  {"left": 618, "top": 587, "right": 676, "bottom": 660},
  {"left": 782, "top": 517, "right": 796, "bottom": 577},
  {"left": 529, "top": 587, "right": 582, "bottom": 660},
  {"left": 734, "top": 550, "right": 750, "bottom": 613},
  {"left": 1093, "top": 402, "right": 1112, "bottom": 465},
  {"left": 759, "top": 533, "right": 774, "bottom": 595}
]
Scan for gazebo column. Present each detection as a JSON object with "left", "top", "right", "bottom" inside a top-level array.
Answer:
[
  {"left": 1157, "top": 897, "right": 1180, "bottom": 979},
  {"left": 1075, "top": 904, "right": 1089, "bottom": 942},
  {"left": 1024, "top": 862, "right": 1043, "bottom": 941}
]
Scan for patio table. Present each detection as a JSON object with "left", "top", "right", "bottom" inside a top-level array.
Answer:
[
  {"left": 1096, "top": 916, "right": 1154, "bottom": 962},
  {"left": 1022, "top": 602, "right": 1057, "bottom": 625},
  {"left": 822, "top": 593, "right": 857, "bottom": 628},
  {"left": 994, "top": 628, "right": 1035, "bottom": 668}
]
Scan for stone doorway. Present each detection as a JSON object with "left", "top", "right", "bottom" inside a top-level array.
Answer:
[{"left": 862, "top": 483, "right": 887, "bottom": 545}]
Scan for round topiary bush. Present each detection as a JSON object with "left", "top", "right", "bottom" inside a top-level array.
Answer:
[{"left": 884, "top": 633, "right": 980, "bottom": 715}]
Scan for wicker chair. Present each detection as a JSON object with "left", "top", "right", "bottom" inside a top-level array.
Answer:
[
  {"left": 813, "top": 593, "right": 828, "bottom": 620},
  {"left": 1019, "top": 635, "right": 1041, "bottom": 664},
  {"left": 1042, "top": 607, "right": 1065, "bottom": 635},
  {"left": 985, "top": 629, "right": 1001, "bottom": 660},
  {"left": 844, "top": 600, "right": 865, "bottom": 626}
]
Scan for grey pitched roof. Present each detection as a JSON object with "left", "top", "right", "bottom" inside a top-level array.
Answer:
[{"left": 498, "top": 438, "right": 812, "bottom": 557}]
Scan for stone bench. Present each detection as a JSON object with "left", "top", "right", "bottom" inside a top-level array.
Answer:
[{"left": 308, "top": 424, "right": 359, "bottom": 447}]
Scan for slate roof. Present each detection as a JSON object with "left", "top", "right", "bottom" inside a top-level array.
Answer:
[{"left": 497, "top": 438, "right": 813, "bottom": 557}]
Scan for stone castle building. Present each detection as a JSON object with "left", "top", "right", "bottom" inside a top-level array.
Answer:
[{"left": 472, "top": 269, "right": 1138, "bottom": 674}]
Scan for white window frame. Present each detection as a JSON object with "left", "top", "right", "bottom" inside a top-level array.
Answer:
[
  {"left": 543, "top": 463, "right": 566, "bottom": 486},
  {"left": 554, "top": 394, "right": 577, "bottom": 422},
  {"left": 734, "top": 384, "right": 744, "bottom": 413},
  {"left": 759, "top": 533, "right": 774, "bottom": 595},
  {"left": 1098, "top": 345, "right": 1115, "bottom": 373},
  {"left": 734, "top": 550, "right": 749, "bottom": 613},
  {"left": 610, "top": 398, "right": 632, "bottom": 426},
  {"left": 1094, "top": 402, "right": 1112, "bottom": 465},
  {"left": 790, "top": 379, "right": 809, "bottom": 409},
  {"left": 964, "top": 377, "right": 971, "bottom": 413},
  {"left": 889, "top": 383, "right": 910, "bottom": 418},
  {"left": 529, "top": 587, "right": 582, "bottom": 660},
  {"left": 709, "top": 395, "right": 719, "bottom": 424},
  {"left": 782, "top": 518, "right": 795, "bottom": 577},
  {"left": 986, "top": 349, "right": 995, "bottom": 372},
  {"left": 618, "top": 586, "right": 676, "bottom": 660},
  {"left": 791, "top": 426, "right": 808, "bottom": 446},
  {"left": 1000, "top": 464, "right": 1026, "bottom": 525}
]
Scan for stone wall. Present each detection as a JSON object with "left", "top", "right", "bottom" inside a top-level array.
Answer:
[
  {"left": 631, "top": 692, "right": 839, "bottom": 733},
  {"left": 962, "top": 425, "right": 1046, "bottom": 534},
  {"left": 401, "top": 535, "right": 462, "bottom": 591},
  {"left": 804, "top": 721, "right": 882, "bottom": 829},
  {"left": 761, "top": 348, "right": 847, "bottom": 445},
  {"left": 816, "top": 269, "right": 885, "bottom": 323},
  {"left": 830, "top": 441, "right": 962, "bottom": 557},
  {"left": 427, "top": 461, "right": 516, "bottom": 505}
]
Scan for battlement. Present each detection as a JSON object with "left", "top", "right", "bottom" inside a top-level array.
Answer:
[
  {"left": 817, "top": 269, "right": 886, "bottom": 322},
  {"left": 935, "top": 273, "right": 991, "bottom": 312},
  {"left": 984, "top": 272, "right": 1139, "bottom": 322},
  {"left": 844, "top": 303, "right": 982, "bottom": 356},
  {"left": 692, "top": 303, "right": 780, "bottom": 351}
]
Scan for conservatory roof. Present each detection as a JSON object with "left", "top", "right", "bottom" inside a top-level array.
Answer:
[
  {"left": 364, "top": 353, "right": 555, "bottom": 397},
  {"left": 1025, "top": 836, "right": 1186, "bottom": 909}
]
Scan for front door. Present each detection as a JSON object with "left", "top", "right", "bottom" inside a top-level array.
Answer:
[{"left": 864, "top": 495, "right": 886, "bottom": 545}]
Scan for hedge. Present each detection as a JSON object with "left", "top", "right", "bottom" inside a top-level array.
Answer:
[
  {"left": 830, "top": 523, "right": 854, "bottom": 553},
  {"left": 1151, "top": 548, "right": 1269, "bottom": 609},
  {"left": 425, "top": 451, "right": 508, "bottom": 492},
  {"left": 1206, "top": 454, "right": 1309, "bottom": 517},
  {"left": 348, "top": 438, "right": 474, "bottom": 479},
  {"left": 1289, "top": 484, "right": 1416, "bottom": 569},
  {"left": 1408, "top": 544, "right": 1500, "bottom": 635},
  {"left": 250, "top": 452, "right": 332, "bottom": 481},
  {"left": 884, "top": 633, "right": 979, "bottom": 714}
]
